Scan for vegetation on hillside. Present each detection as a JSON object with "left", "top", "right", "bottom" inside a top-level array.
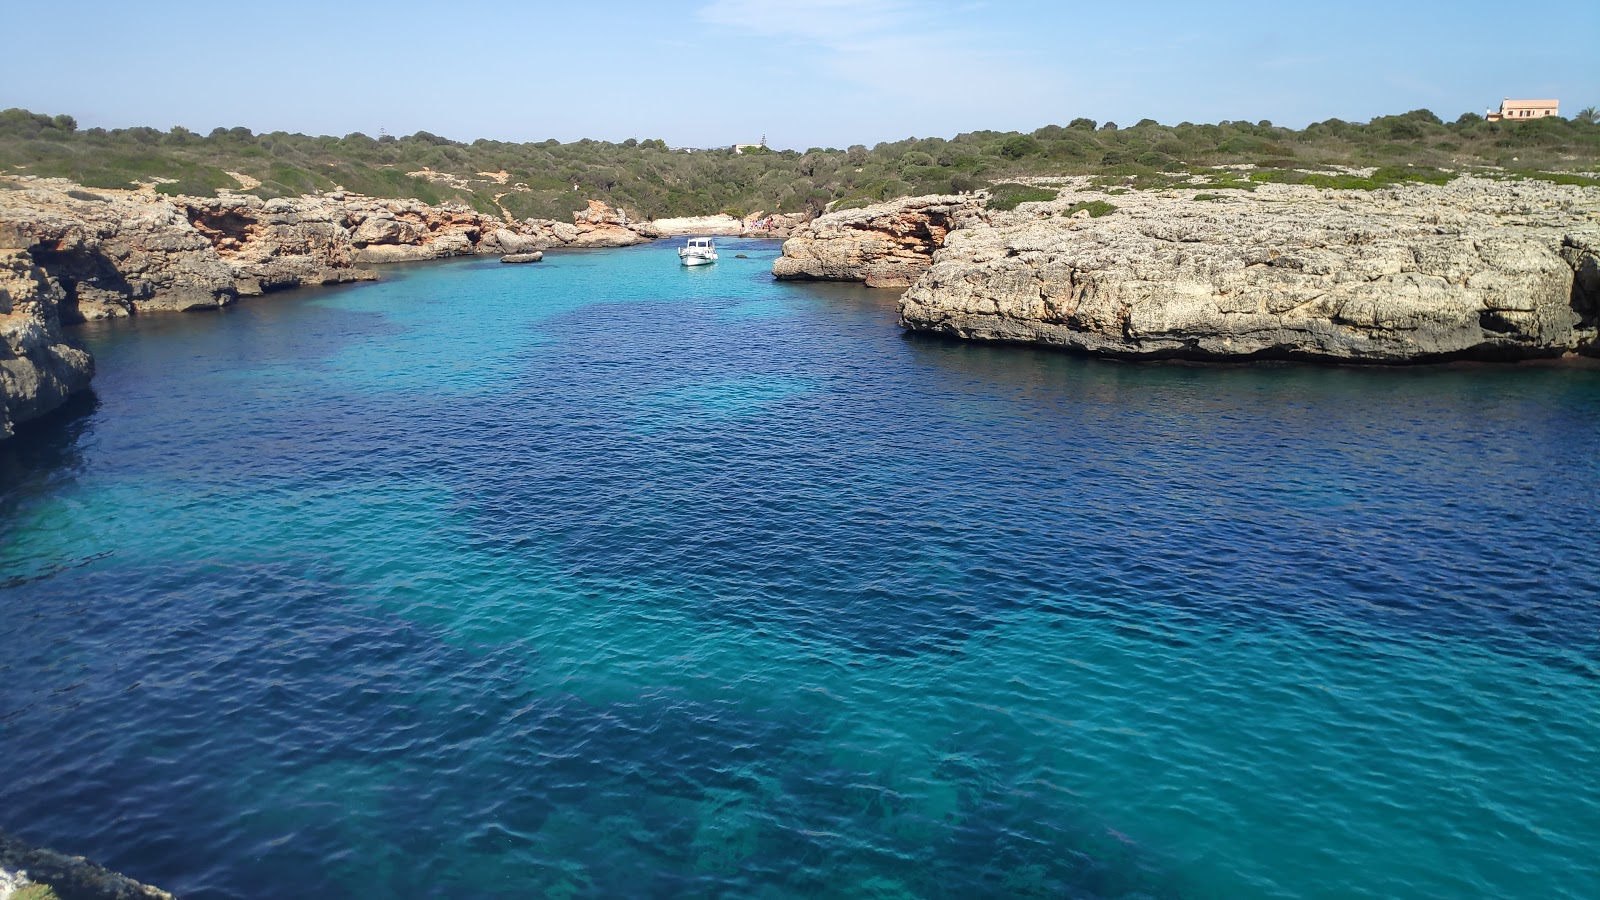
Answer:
[{"left": 1, "top": 107, "right": 1596, "bottom": 221}]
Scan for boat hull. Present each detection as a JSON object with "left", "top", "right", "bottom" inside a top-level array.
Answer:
[{"left": 680, "top": 254, "right": 716, "bottom": 266}]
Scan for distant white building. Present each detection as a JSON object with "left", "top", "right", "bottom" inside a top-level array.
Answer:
[
  {"left": 734, "top": 135, "right": 768, "bottom": 154},
  {"left": 1487, "top": 99, "right": 1559, "bottom": 121}
]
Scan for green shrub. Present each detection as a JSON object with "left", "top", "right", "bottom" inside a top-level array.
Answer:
[
  {"left": 988, "top": 182, "right": 1058, "bottom": 211},
  {"left": 0, "top": 104, "right": 1591, "bottom": 219},
  {"left": 1065, "top": 200, "right": 1118, "bottom": 217},
  {"left": 1506, "top": 170, "right": 1600, "bottom": 187}
]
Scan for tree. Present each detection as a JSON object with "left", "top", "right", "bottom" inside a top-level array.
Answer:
[
  {"left": 999, "top": 135, "right": 1041, "bottom": 159},
  {"left": 1578, "top": 106, "right": 1598, "bottom": 125}
]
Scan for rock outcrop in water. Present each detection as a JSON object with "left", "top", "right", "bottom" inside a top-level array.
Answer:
[
  {"left": 772, "top": 194, "right": 988, "bottom": 288},
  {"left": 0, "top": 830, "right": 174, "bottom": 899},
  {"left": 0, "top": 178, "right": 654, "bottom": 321},
  {"left": 0, "top": 248, "right": 93, "bottom": 438},
  {"left": 898, "top": 177, "right": 1600, "bottom": 362}
]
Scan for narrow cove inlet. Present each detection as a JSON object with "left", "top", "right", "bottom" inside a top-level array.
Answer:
[{"left": 2, "top": 239, "right": 1597, "bottom": 898}]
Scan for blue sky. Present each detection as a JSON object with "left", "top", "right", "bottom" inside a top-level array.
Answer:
[{"left": 3, "top": 0, "right": 1594, "bottom": 149}]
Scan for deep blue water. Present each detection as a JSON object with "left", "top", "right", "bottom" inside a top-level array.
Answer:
[{"left": 2, "top": 239, "right": 1598, "bottom": 899}]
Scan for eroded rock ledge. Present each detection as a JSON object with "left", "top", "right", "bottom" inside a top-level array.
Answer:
[
  {"left": 772, "top": 194, "right": 988, "bottom": 288},
  {"left": 0, "top": 179, "right": 652, "bottom": 322},
  {"left": 898, "top": 177, "right": 1600, "bottom": 362},
  {"left": 0, "top": 248, "right": 93, "bottom": 438},
  {"left": 0, "top": 830, "right": 174, "bottom": 899},
  {"left": 0, "top": 177, "right": 668, "bottom": 436}
]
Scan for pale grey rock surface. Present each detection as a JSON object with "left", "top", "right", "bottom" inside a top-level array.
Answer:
[
  {"left": 773, "top": 194, "right": 988, "bottom": 288},
  {"left": 899, "top": 177, "right": 1600, "bottom": 361},
  {"left": 0, "top": 179, "right": 657, "bottom": 324},
  {"left": 0, "top": 248, "right": 93, "bottom": 438},
  {"left": 499, "top": 252, "right": 544, "bottom": 264},
  {"left": 0, "top": 178, "right": 665, "bottom": 437}
]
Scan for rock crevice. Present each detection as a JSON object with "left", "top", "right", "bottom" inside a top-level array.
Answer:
[{"left": 0, "top": 248, "right": 93, "bottom": 438}]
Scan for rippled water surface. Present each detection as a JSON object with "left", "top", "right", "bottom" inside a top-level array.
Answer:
[{"left": 3, "top": 241, "right": 1598, "bottom": 899}]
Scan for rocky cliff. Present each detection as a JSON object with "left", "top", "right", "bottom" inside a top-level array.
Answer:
[
  {"left": 0, "top": 178, "right": 654, "bottom": 322},
  {"left": 772, "top": 194, "right": 988, "bottom": 288},
  {"left": 898, "top": 177, "right": 1600, "bottom": 362},
  {"left": 0, "top": 176, "right": 665, "bottom": 436},
  {"left": 0, "top": 248, "right": 93, "bottom": 438}
]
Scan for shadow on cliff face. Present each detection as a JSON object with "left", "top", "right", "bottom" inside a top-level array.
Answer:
[
  {"left": 183, "top": 204, "right": 259, "bottom": 252},
  {"left": 27, "top": 243, "right": 136, "bottom": 323},
  {"left": 1570, "top": 238, "right": 1600, "bottom": 356}
]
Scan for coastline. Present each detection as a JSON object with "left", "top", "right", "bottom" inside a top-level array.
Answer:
[
  {"left": 0, "top": 174, "right": 800, "bottom": 436},
  {"left": 774, "top": 178, "right": 1600, "bottom": 364},
  {"left": 0, "top": 831, "right": 173, "bottom": 900},
  {"left": 6, "top": 169, "right": 1600, "bottom": 439},
  {"left": 4, "top": 203, "right": 1600, "bottom": 899}
]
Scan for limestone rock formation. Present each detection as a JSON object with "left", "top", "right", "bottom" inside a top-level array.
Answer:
[
  {"left": 182, "top": 194, "right": 379, "bottom": 291},
  {"left": 899, "top": 178, "right": 1600, "bottom": 362},
  {"left": 772, "top": 194, "right": 988, "bottom": 288},
  {"left": 565, "top": 200, "right": 652, "bottom": 247},
  {"left": 0, "top": 248, "right": 93, "bottom": 438},
  {"left": 1, "top": 183, "right": 242, "bottom": 319},
  {"left": 500, "top": 252, "right": 544, "bottom": 264},
  {"left": 0, "top": 178, "right": 656, "bottom": 323}
]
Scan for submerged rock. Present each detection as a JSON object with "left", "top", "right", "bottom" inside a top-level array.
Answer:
[
  {"left": 898, "top": 177, "right": 1600, "bottom": 362},
  {"left": 0, "top": 830, "right": 174, "bottom": 899}
]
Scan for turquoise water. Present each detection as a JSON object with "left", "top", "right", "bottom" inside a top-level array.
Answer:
[{"left": 2, "top": 240, "right": 1598, "bottom": 898}]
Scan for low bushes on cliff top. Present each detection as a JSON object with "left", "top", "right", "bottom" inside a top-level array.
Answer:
[
  {"left": 1249, "top": 164, "right": 1457, "bottom": 190},
  {"left": 1, "top": 105, "right": 1595, "bottom": 221},
  {"left": 989, "top": 183, "right": 1059, "bottom": 211},
  {"left": 1499, "top": 170, "right": 1600, "bottom": 188},
  {"left": 1066, "top": 200, "right": 1118, "bottom": 217}
]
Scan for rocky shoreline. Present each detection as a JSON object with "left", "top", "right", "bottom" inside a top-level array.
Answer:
[
  {"left": 0, "top": 178, "right": 665, "bottom": 323},
  {"left": 1, "top": 247, "right": 92, "bottom": 439},
  {"left": 0, "top": 174, "right": 804, "bottom": 437},
  {"left": 7, "top": 172, "right": 1600, "bottom": 439},
  {"left": 775, "top": 177, "right": 1600, "bottom": 363},
  {"left": 0, "top": 831, "right": 173, "bottom": 900}
]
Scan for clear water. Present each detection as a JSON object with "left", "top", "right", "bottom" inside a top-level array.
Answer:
[{"left": 2, "top": 240, "right": 1597, "bottom": 899}]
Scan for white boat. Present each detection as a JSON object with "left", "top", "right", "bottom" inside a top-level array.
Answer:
[{"left": 678, "top": 237, "right": 718, "bottom": 266}]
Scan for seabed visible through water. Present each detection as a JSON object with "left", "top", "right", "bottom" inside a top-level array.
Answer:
[{"left": 2, "top": 240, "right": 1597, "bottom": 899}]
